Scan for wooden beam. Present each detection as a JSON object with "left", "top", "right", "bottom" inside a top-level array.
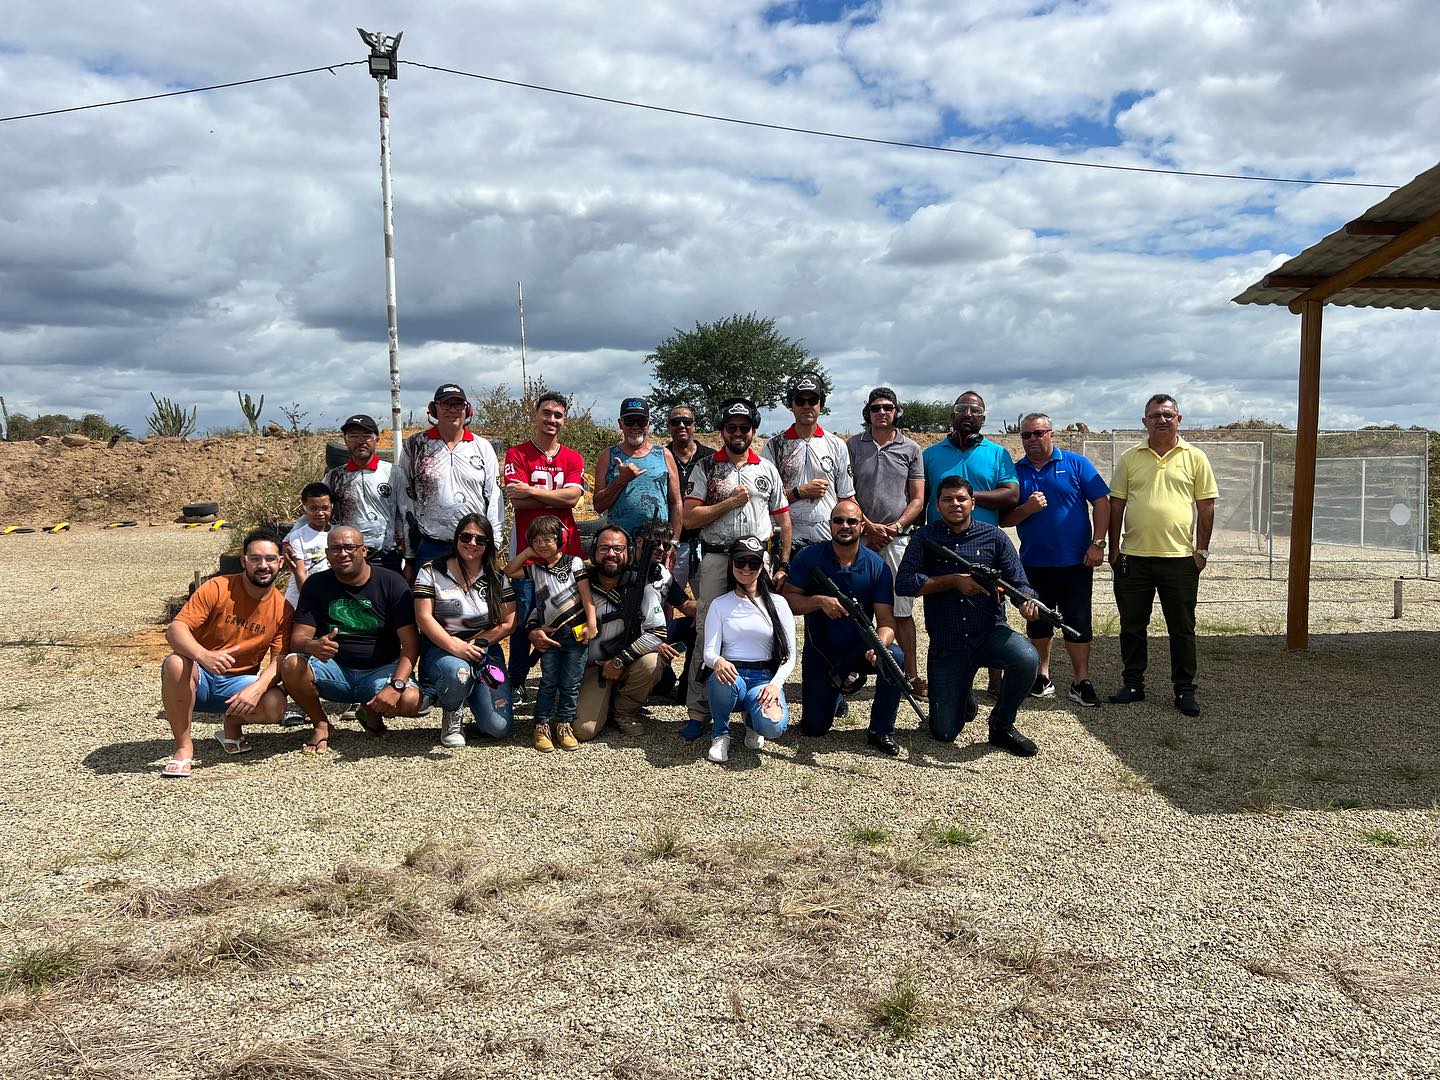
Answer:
[
  {"left": 1344, "top": 221, "right": 1417, "bottom": 236},
  {"left": 1288, "top": 208, "right": 1440, "bottom": 313},
  {"left": 1287, "top": 300, "right": 1323, "bottom": 651},
  {"left": 1263, "top": 275, "right": 1440, "bottom": 291}
]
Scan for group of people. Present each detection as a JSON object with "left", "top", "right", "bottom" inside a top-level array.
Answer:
[{"left": 158, "top": 379, "right": 1216, "bottom": 776}]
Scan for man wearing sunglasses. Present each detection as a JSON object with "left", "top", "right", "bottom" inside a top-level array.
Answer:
[
  {"left": 593, "top": 398, "right": 684, "bottom": 545},
  {"left": 1106, "top": 394, "right": 1217, "bottom": 717},
  {"left": 663, "top": 405, "right": 711, "bottom": 598},
  {"left": 761, "top": 372, "right": 854, "bottom": 552},
  {"left": 1000, "top": 413, "right": 1110, "bottom": 708},
  {"left": 681, "top": 398, "right": 791, "bottom": 733},
  {"left": 783, "top": 498, "right": 907, "bottom": 756}
]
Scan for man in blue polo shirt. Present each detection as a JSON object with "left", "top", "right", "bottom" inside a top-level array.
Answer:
[
  {"left": 1000, "top": 413, "right": 1110, "bottom": 708},
  {"left": 782, "top": 498, "right": 906, "bottom": 757}
]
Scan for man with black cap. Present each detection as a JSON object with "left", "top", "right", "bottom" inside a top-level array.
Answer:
[
  {"left": 761, "top": 371, "right": 854, "bottom": 553},
  {"left": 848, "top": 387, "right": 927, "bottom": 698},
  {"left": 680, "top": 398, "right": 790, "bottom": 736},
  {"left": 324, "top": 413, "right": 405, "bottom": 573},
  {"left": 397, "top": 383, "right": 503, "bottom": 570},
  {"left": 594, "top": 397, "right": 683, "bottom": 543}
]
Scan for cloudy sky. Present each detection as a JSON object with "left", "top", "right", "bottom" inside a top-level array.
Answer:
[{"left": 3, "top": 0, "right": 1438, "bottom": 439}]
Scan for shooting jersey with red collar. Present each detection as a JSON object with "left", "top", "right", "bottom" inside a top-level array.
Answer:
[
  {"left": 683, "top": 449, "right": 788, "bottom": 550},
  {"left": 398, "top": 427, "right": 503, "bottom": 545},
  {"left": 324, "top": 454, "right": 401, "bottom": 554},
  {"left": 760, "top": 425, "right": 855, "bottom": 543}
]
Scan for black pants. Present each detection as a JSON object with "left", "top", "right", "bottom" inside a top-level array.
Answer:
[
  {"left": 1113, "top": 555, "right": 1200, "bottom": 693},
  {"left": 367, "top": 549, "right": 404, "bottom": 574}
]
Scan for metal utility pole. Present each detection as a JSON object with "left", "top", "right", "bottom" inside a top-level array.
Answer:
[
  {"left": 517, "top": 280, "right": 529, "bottom": 397},
  {"left": 358, "top": 27, "right": 404, "bottom": 463}
]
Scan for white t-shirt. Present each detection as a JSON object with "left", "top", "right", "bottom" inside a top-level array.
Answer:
[
  {"left": 283, "top": 521, "right": 329, "bottom": 607},
  {"left": 702, "top": 590, "right": 797, "bottom": 685}
]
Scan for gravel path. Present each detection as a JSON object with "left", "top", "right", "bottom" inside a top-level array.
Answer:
[{"left": 0, "top": 530, "right": 1437, "bottom": 1079}]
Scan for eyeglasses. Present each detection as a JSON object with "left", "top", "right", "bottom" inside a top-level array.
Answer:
[
  {"left": 868, "top": 403, "right": 896, "bottom": 412},
  {"left": 723, "top": 424, "right": 753, "bottom": 435},
  {"left": 1020, "top": 430, "right": 1051, "bottom": 440},
  {"left": 652, "top": 540, "right": 674, "bottom": 551},
  {"left": 731, "top": 557, "right": 763, "bottom": 571},
  {"left": 954, "top": 404, "right": 984, "bottom": 415},
  {"left": 457, "top": 532, "right": 487, "bottom": 545},
  {"left": 830, "top": 517, "right": 862, "bottom": 526},
  {"left": 326, "top": 543, "right": 363, "bottom": 555},
  {"left": 1146, "top": 412, "right": 1178, "bottom": 422},
  {"left": 667, "top": 416, "right": 695, "bottom": 427},
  {"left": 344, "top": 431, "right": 376, "bottom": 440},
  {"left": 620, "top": 417, "right": 649, "bottom": 427},
  {"left": 596, "top": 543, "right": 628, "bottom": 553},
  {"left": 244, "top": 554, "right": 283, "bottom": 564},
  {"left": 793, "top": 395, "right": 821, "bottom": 407}
]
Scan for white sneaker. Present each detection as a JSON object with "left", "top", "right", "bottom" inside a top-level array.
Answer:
[
  {"left": 744, "top": 728, "right": 766, "bottom": 751},
  {"left": 707, "top": 735, "right": 731, "bottom": 763},
  {"left": 440, "top": 709, "right": 466, "bottom": 749}
]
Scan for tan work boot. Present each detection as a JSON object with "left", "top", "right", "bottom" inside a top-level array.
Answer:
[
  {"left": 555, "top": 722, "right": 579, "bottom": 751},
  {"left": 533, "top": 723, "right": 555, "bottom": 753}
]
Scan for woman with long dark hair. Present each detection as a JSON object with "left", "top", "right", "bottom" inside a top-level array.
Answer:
[
  {"left": 701, "top": 536, "right": 795, "bottom": 763},
  {"left": 414, "top": 514, "right": 516, "bottom": 748}
]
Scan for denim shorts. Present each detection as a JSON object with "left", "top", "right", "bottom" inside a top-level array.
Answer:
[
  {"left": 194, "top": 669, "right": 260, "bottom": 713},
  {"left": 306, "top": 657, "right": 417, "bottom": 704}
]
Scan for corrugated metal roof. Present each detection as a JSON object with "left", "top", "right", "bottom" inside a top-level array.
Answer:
[{"left": 1232, "top": 160, "right": 1440, "bottom": 310}]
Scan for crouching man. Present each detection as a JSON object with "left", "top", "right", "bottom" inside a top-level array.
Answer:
[
  {"left": 280, "top": 526, "right": 425, "bottom": 752},
  {"left": 160, "top": 530, "right": 293, "bottom": 777}
]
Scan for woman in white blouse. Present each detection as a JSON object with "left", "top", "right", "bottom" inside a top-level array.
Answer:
[
  {"left": 414, "top": 514, "right": 516, "bottom": 748},
  {"left": 702, "top": 536, "right": 795, "bottom": 763}
]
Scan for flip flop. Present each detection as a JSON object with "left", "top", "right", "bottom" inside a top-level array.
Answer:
[
  {"left": 301, "top": 737, "right": 330, "bottom": 754},
  {"left": 356, "top": 706, "right": 388, "bottom": 738},
  {"left": 214, "top": 731, "right": 251, "bottom": 755},
  {"left": 161, "top": 757, "right": 193, "bottom": 778}
]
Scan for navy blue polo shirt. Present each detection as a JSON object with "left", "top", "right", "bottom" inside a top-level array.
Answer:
[
  {"left": 1014, "top": 448, "right": 1110, "bottom": 567},
  {"left": 789, "top": 542, "right": 893, "bottom": 654}
]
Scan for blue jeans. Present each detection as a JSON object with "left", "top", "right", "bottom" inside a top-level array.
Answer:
[
  {"left": 306, "top": 657, "right": 415, "bottom": 704},
  {"left": 420, "top": 642, "right": 513, "bottom": 738},
  {"left": 706, "top": 665, "right": 790, "bottom": 740},
  {"left": 928, "top": 625, "right": 1038, "bottom": 741},
  {"left": 193, "top": 669, "right": 260, "bottom": 713},
  {"left": 799, "top": 641, "right": 903, "bottom": 737},
  {"left": 534, "top": 641, "right": 587, "bottom": 726},
  {"left": 508, "top": 576, "right": 535, "bottom": 687}
]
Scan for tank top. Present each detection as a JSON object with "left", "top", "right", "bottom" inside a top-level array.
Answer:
[{"left": 603, "top": 444, "right": 671, "bottom": 537}]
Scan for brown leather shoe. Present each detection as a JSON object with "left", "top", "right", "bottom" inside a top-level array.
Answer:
[{"left": 910, "top": 677, "right": 929, "bottom": 701}]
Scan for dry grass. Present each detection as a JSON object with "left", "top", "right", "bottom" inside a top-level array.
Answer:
[
  {"left": 114, "top": 872, "right": 274, "bottom": 918},
  {"left": 162, "top": 921, "right": 304, "bottom": 973},
  {"left": 1326, "top": 962, "right": 1440, "bottom": 1006},
  {"left": 212, "top": 1035, "right": 393, "bottom": 1080}
]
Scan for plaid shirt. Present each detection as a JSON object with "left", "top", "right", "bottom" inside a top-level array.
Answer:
[{"left": 895, "top": 520, "right": 1034, "bottom": 648}]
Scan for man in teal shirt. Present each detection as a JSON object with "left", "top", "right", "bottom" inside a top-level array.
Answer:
[{"left": 922, "top": 391, "right": 1019, "bottom": 525}]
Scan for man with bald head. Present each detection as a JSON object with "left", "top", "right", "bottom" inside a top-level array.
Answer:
[{"left": 280, "top": 525, "right": 425, "bottom": 753}]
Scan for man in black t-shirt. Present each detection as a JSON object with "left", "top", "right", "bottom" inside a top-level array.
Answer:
[{"left": 280, "top": 526, "right": 424, "bottom": 753}]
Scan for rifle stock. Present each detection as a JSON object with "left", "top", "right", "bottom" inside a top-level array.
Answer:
[{"left": 808, "top": 567, "right": 928, "bottom": 726}]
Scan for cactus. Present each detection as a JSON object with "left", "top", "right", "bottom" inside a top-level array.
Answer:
[
  {"left": 147, "top": 394, "right": 198, "bottom": 439},
  {"left": 237, "top": 391, "right": 265, "bottom": 434}
]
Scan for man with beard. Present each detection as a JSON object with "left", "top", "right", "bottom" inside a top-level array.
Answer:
[
  {"left": 594, "top": 398, "right": 683, "bottom": 544},
  {"left": 281, "top": 526, "right": 425, "bottom": 754},
  {"left": 761, "top": 372, "right": 854, "bottom": 554},
  {"left": 664, "top": 404, "right": 711, "bottom": 598},
  {"left": 160, "top": 530, "right": 293, "bottom": 777},
  {"left": 782, "top": 498, "right": 906, "bottom": 757},
  {"left": 574, "top": 525, "right": 669, "bottom": 741},
  {"left": 324, "top": 413, "right": 405, "bottom": 573},
  {"left": 680, "top": 398, "right": 790, "bottom": 737}
]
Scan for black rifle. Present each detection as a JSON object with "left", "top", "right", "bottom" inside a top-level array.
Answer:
[
  {"left": 808, "top": 567, "right": 928, "bottom": 725},
  {"left": 594, "top": 514, "right": 665, "bottom": 684},
  {"left": 921, "top": 538, "right": 1080, "bottom": 639}
]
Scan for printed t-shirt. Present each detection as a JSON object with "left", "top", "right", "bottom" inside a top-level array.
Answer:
[
  {"left": 760, "top": 426, "right": 855, "bottom": 543},
  {"left": 294, "top": 567, "right": 415, "bottom": 669},
  {"left": 398, "top": 427, "right": 503, "bottom": 545},
  {"left": 174, "top": 574, "right": 292, "bottom": 675},
  {"left": 324, "top": 455, "right": 399, "bottom": 553},
  {"left": 524, "top": 556, "right": 589, "bottom": 634},
  {"left": 504, "top": 440, "right": 586, "bottom": 558},
  {"left": 282, "top": 520, "right": 329, "bottom": 607},
  {"left": 413, "top": 559, "right": 515, "bottom": 642},
  {"left": 922, "top": 436, "right": 1018, "bottom": 525},
  {"left": 602, "top": 444, "right": 673, "bottom": 537},
  {"left": 1014, "top": 448, "right": 1111, "bottom": 567},
  {"left": 683, "top": 450, "right": 789, "bottom": 549},
  {"left": 788, "top": 542, "right": 894, "bottom": 655}
]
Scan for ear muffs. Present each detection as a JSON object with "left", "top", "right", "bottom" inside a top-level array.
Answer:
[
  {"left": 865, "top": 398, "right": 904, "bottom": 422},
  {"left": 428, "top": 401, "right": 474, "bottom": 421}
]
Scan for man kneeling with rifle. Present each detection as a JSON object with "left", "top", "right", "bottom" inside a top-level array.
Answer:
[
  {"left": 574, "top": 524, "right": 669, "bottom": 741},
  {"left": 783, "top": 498, "right": 916, "bottom": 757},
  {"left": 896, "top": 476, "right": 1043, "bottom": 757}
]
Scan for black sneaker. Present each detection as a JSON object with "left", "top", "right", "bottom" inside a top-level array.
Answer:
[
  {"left": 989, "top": 726, "right": 1038, "bottom": 757},
  {"left": 1108, "top": 685, "right": 1145, "bottom": 704},
  {"left": 1174, "top": 690, "right": 1201, "bottom": 717},
  {"left": 1029, "top": 674, "right": 1055, "bottom": 699},
  {"left": 1068, "top": 680, "right": 1101, "bottom": 708}
]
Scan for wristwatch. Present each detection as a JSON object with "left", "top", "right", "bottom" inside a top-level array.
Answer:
[
  {"left": 609, "top": 657, "right": 625, "bottom": 671},
  {"left": 1090, "top": 539, "right": 1106, "bottom": 550},
  {"left": 1196, "top": 549, "right": 1210, "bottom": 559},
  {"left": 389, "top": 678, "right": 407, "bottom": 693}
]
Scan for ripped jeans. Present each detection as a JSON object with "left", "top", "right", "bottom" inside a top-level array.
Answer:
[{"left": 420, "top": 642, "right": 514, "bottom": 738}]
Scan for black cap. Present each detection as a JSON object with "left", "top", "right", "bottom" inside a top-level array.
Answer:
[
  {"left": 790, "top": 372, "right": 822, "bottom": 395},
  {"left": 619, "top": 397, "right": 650, "bottom": 418},
  {"left": 341, "top": 413, "right": 380, "bottom": 435},
  {"left": 432, "top": 383, "right": 467, "bottom": 402},
  {"left": 722, "top": 400, "right": 756, "bottom": 420},
  {"left": 728, "top": 535, "right": 766, "bottom": 558}
]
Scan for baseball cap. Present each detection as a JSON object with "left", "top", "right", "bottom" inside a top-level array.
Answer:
[
  {"left": 790, "top": 372, "right": 822, "bottom": 395},
  {"left": 721, "top": 399, "right": 757, "bottom": 422},
  {"left": 432, "top": 383, "right": 467, "bottom": 402},
  {"left": 728, "top": 535, "right": 766, "bottom": 558},
  {"left": 619, "top": 397, "right": 650, "bottom": 418},
  {"left": 341, "top": 413, "right": 380, "bottom": 435}
]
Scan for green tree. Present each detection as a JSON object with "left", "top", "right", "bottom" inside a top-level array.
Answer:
[
  {"left": 646, "top": 313, "right": 830, "bottom": 426},
  {"left": 897, "top": 400, "right": 954, "bottom": 433}
]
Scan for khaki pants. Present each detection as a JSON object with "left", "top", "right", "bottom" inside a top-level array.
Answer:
[
  {"left": 685, "top": 552, "right": 734, "bottom": 722},
  {"left": 574, "top": 653, "right": 662, "bottom": 742}
]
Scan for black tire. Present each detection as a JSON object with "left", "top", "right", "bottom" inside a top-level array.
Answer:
[
  {"left": 218, "top": 553, "right": 243, "bottom": 574},
  {"left": 575, "top": 516, "right": 605, "bottom": 540},
  {"left": 182, "top": 500, "right": 220, "bottom": 518},
  {"left": 325, "top": 440, "right": 349, "bottom": 471}
]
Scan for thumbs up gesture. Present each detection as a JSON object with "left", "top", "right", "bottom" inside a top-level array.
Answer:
[{"left": 311, "top": 628, "right": 341, "bottom": 661}]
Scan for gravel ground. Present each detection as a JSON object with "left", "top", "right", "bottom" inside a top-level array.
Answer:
[{"left": 1, "top": 530, "right": 1438, "bottom": 1079}]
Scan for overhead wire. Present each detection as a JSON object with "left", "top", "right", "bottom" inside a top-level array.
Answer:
[{"left": 401, "top": 59, "right": 1399, "bottom": 190}]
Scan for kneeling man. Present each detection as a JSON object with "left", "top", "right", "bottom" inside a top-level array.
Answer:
[
  {"left": 160, "top": 530, "right": 292, "bottom": 777},
  {"left": 281, "top": 526, "right": 424, "bottom": 751}
]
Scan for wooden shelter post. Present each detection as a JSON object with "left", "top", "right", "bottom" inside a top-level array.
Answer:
[{"left": 1287, "top": 300, "right": 1323, "bottom": 650}]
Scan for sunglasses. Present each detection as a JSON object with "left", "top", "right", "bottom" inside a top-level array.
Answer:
[
  {"left": 620, "top": 417, "right": 649, "bottom": 427},
  {"left": 830, "top": 517, "right": 862, "bottom": 526},
  {"left": 793, "top": 395, "right": 821, "bottom": 407},
  {"left": 1020, "top": 430, "right": 1050, "bottom": 440},
  {"left": 723, "top": 424, "right": 753, "bottom": 435},
  {"left": 457, "top": 532, "right": 488, "bottom": 545},
  {"left": 868, "top": 402, "right": 896, "bottom": 412},
  {"left": 731, "top": 557, "right": 764, "bottom": 571},
  {"left": 668, "top": 416, "right": 696, "bottom": 427}
]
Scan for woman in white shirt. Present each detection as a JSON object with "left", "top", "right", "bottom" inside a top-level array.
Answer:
[
  {"left": 702, "top": 535, "right": 795, "bottom": 763},
  {"left": 414, "top": 515, "right": 516, "bottom": 748}
]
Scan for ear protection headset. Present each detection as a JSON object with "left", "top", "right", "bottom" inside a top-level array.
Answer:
[
  {"left": 428, "top": 399, "right": 474, "bottom": 422},
  {"left": 863, "top": 387, "right": 904, "bottom": 424},
  {"left": 716, "top": 397, "right": 761, "bottom": 430}
]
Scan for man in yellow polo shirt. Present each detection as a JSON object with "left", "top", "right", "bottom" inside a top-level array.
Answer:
[{"left": 1106, "top": 394, "right": 1217, "bottom": 717}]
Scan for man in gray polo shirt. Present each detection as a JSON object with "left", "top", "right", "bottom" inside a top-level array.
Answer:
[{"left": 848, "top": 387, "right": 927, "bottom": 698}]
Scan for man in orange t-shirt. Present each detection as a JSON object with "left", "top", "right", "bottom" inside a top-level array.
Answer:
[{"left": 161, "top": 531, "right": 293, "bottom": 777}]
